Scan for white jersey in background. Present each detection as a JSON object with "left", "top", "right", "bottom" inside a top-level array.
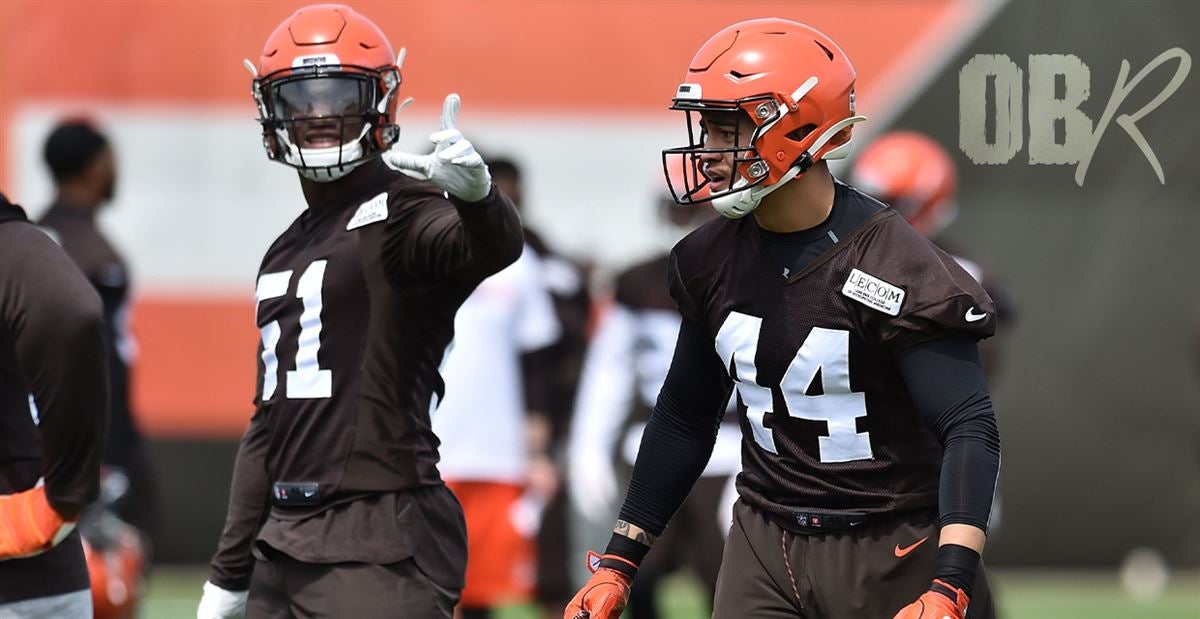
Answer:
[
  {"left": 434, "top": 244, "right": 561, "bottom": 484},
  {"left": 568, "top": 290, "right": 740, "bottom": 520}
]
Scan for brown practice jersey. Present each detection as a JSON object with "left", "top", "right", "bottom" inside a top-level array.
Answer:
[
  {"left": 210, "top": 162, "right": 522, "bottom": 588},
  {"left": 0, "top": 198, "right": 108, "bottom": 602},
  {"left": 668, "top": 182, "right": 996, "bottom": 521},
  {"left": 252, "top": 165, "right": 521, "bottom": 496}
]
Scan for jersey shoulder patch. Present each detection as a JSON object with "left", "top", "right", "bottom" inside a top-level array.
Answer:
[{"left": 841, "top": 268, "right": 904, "bottom": 316}]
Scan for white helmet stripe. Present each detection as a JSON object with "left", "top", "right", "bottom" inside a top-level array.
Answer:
[
  {"left": 758, "top": 76, "right": 819, "bottom": 136},
  {"left": 814, "top": 114, "right": 868, "bottom": 161}
]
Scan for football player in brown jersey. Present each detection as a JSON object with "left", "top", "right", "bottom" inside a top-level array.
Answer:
[
  {"left": 0, "top": 192, "right": 109, "bottom": 618},
  {"left": 566, "top": 19, "right": 1001, "bottom": 619},
  {"left": 198, "top": 5, "right": 523, "bottom": 619}
]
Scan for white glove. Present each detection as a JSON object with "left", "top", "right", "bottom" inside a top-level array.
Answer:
[
  {"left": 568, "top": 449, "right": 619, "bottom": 522},
  {"left": 197, "top": 581, "right": 248, "bottom": 619},
  {"left": 384, "top": 94, "right": 493, "bottom": 202}
]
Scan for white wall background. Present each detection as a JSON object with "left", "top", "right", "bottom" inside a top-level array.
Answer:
[{"left": 11, "top": 104, "right": 685, "bottom": 295}]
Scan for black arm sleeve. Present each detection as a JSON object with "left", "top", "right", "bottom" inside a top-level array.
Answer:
[
  {"left": 615, "top": 316, "right": 732, "bottom": 536},
  {"left": 896, "top": 338, "right": 1000, "bottom": 531}
]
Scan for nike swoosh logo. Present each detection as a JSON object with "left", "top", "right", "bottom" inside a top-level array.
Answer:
[
  {"left": 965, "top": 307, "right": 987, "bottom": 322},
  {"left": 894, "top": 536, "right": 928, "bottom": 558}
]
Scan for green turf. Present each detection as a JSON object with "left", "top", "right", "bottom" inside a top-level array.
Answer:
[
  {"left": 992, "top": 570, "right": 1199, "bottom": 619},
  {"left": 143, "top": 566, "right": 1199, "bottom": 618}
]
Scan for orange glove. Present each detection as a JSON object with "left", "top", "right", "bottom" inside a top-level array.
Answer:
[
  {"left": 0, "top": 486, "right": 76, "bottom": 559},
  {"left": 897, "top": 580, "right": 969, "bottom": 619},
  {"left": 893, "top": 579, "right": 970, "bottom": 619},
  {"left": 563, "top": 551, "right": 634, "bottom": 619}
]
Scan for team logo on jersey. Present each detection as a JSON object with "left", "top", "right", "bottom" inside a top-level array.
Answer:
[
  {"left": 841, "top": 268, "right": 905, "bottom": 316},
  {"left": 346, "top": 192, "right": 389, "bottom": 230}
]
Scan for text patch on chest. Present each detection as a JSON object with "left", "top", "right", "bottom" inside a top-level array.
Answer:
[{"left": 347, "top": 192, "right": 389, "bottom": 230}]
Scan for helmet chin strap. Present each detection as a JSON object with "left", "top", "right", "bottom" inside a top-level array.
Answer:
[
  {"left": 298, "top": 159, "right": 366, "bottom": 182},
  {"left": 711, "top": 114, "right": 868, "bottom": 219},
  {"left": 711, "top": 165, "right": 802, "bottom": 219}
]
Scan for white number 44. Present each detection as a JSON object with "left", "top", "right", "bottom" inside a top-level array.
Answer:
[
  {"left": 256, "top": 260, "right": 333, "bottom": 400},
  {"left": 715, "top": 311, "right": 872, "bottom": 463}
]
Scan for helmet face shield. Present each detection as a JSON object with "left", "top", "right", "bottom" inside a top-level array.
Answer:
[
  {"left": 252, "top": 66, "right": 400, "bottom": 181},
  {"left": 270, "top": 75, "right": 373, "bottom": 149}
]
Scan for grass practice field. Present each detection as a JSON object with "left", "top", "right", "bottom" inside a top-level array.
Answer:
[{"left": 144, "top": 566, "right": 1198, "bottom": 618}]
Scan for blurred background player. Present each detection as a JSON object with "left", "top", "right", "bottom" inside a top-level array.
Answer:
[
  {"left": 488, "top": 156, "right": 594, "bottom": 617},
  {"left": 198, "top": 5, "right": 522, "bottom": 618},
  {"left": 433, "top": 232, "right": 561, "bottom": 618},
  {"left": 35, "top": 119, "right": 155, "bottom": 617},
  {"left": 849, "top": 131, "right": 1015, "bottom": 379},
  {"left": 0, "top": 192, "right": 109, "bottom": 618},
  {"left": 567, "top": 178, "right": 738, "bottom": 618}
]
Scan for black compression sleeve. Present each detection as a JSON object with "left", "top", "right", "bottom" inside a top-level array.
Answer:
[
  {"left": 932, "top": 543, "right": 981, "bottom": 598},
  {"left": 896, "top": 339, "right": 1000, "bottom": 531},
  {"left": 614, "top": 316, "right": 732, "bottom": 538}
]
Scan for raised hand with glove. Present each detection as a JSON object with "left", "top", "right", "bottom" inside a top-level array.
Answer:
[
  {"left": 196, "top": 581, "right": 248, "bottom": 619},
  {"left": 383, "top": 93, "right": 493, "bottom": 203},
  {"left": 0, "top": 485, "right": 77, "bottom": 560}
]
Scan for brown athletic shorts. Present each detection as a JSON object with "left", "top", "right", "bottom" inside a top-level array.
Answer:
[
  {"left": 712, "top": 500, "right": 994, "bottom": 619},
  {"left": 246, "top": 544, "right": 459, "bottom": 619}
]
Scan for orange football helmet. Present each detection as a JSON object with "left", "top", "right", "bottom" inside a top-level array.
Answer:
[
  {"left": 663, "top": 18, "right": 866, "bottom": 218},
  {"left": 852, "top": 131, "right": 958, "bottom": 237},
  {"left": 83, "top": 516, "right": 146, "bottom": 619},
  {"left": 248, "top": 4, "right": 407, "bottom": 182}
]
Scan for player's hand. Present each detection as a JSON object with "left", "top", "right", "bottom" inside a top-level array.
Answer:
[
  {"left": 383, "top": 94, "right": 493, "bottom": 202},
  {"left": 568, "top": 450, "right": 618, "bottom": 521},
  {"left": 197, "top": 581, "right": 248, "bottom": 619},
  {"left": 0, "top": 485, "right": 76, "bottom": 560},
  {"left": 893, "top": 579, "right": 970, "bottom": 619},
  {"left": 564, "top": 552, "right": 633, "bottom": 619},
  {"left": 527, "top": 452, "right": 561, "bottom": 501}
]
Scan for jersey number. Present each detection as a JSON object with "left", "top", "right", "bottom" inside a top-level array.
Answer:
[
  {"left": 256, "top": 260, "right": 332, "bottom": 400},
  {"left": 714, "top": 311, "right": 871, "bottom": 463}
]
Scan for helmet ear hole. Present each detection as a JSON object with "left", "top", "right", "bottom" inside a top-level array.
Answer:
[
  {"left": 830, "top": 127, "right": 852, "bottom": 147},
  {"left": 786, "top": 124, "right": 818, "bottom": 142}
]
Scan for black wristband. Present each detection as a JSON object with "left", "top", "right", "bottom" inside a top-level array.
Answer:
[
  {"left": 932, "top": 544, "right": 980, "bottom": 598},
  {"left": 599, "top": 533, "right": 651, "bottom": 579}
]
